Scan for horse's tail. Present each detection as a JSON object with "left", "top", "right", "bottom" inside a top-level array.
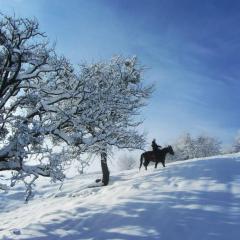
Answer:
[{"left": 139, "top": 153, "right": 144, "bottom": 170}]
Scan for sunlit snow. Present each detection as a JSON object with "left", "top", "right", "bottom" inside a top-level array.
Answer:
[{"left": 1, "top": 154, "right": 240, "bottom": 239}]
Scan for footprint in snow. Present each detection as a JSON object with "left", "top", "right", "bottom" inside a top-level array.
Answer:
[
  {"left": 54, "top": 192, "right": 67, "bottom": 198},
  {"left": 11, "top": 228, "right": 21, "bottom": 235},
  {"left": 68, "top": 189, "right": 98, "bottom": 198}
]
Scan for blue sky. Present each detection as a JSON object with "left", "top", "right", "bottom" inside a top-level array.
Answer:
[{"left": 1, "top": 0, "right": 240, "bottom": 146}]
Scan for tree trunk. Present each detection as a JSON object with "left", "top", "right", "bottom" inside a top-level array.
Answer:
[{"left": 100, "top": 151, "right": 109, "bottom": 186}]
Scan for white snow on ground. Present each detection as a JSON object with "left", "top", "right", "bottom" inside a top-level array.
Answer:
[{"left": 1, "top": 153, "right": 240, "bottom": 240}]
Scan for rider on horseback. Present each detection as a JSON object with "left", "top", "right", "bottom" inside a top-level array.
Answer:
[{"left": 151, "top": 139, "right": 161, "bottom": 152}]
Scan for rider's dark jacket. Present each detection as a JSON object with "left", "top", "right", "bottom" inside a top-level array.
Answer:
[{"left": 152, "top": 140, "right": 161, "bottom": 152}]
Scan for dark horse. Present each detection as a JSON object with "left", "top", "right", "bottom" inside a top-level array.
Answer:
[{"left": 139, "top": 145, "right": 174, "bottom": 170}]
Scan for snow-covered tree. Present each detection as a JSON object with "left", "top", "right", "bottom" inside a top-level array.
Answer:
[
  {"left": 168, "top": 133, "right": 195, "bottom": 161},
  {"left": 194, "top": 135, "right": 221, "bottom": 158},
  {"left": 232, "top": 131, "right": 240, "bottom": 153},
  {"left": 73, "top": 57, "right": 152, "bottom": 185},
  {"left": 117, "top": 153, "right": 137, "bottom": 171},
  {"left": 0, "top": 14, "right": 94, "bottom": 197},
  {"left": 169, "top": 133, "right": 222, "bottom": 161},
  {"left": 0, "top": 15, "right": 72, "bottom": 196},
  {"left": 0, "top": 14, "right": 152, "bottom": 197}
]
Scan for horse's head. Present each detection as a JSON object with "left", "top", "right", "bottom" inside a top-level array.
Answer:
[{"left": 167, "top": 145, "right": 174, "bottom": 155}]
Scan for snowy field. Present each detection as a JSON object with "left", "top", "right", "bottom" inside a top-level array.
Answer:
[{"left": 1, "top": 153, "right": 240, "bottom": 240}]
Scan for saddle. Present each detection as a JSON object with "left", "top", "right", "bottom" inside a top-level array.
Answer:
[{"left": 152, "top": 148, "right": 162, "bottom": 157}]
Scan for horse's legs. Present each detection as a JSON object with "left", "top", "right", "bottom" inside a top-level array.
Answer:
[
  {"left": 155, "top": 161, "right": 158, "bottom": 168},
  {"left": 144, "top": 160, "right": 149, "bottom": 170},
  {"left": 139, "top": 154, "right": 144, "bottom": 170},
  {"left": 162, "top": 160, "right": 166, "bottom": 167}
]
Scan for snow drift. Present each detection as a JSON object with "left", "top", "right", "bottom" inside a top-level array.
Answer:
[{"left": 1, "top": 153, "right": 240, "bottom": 240}]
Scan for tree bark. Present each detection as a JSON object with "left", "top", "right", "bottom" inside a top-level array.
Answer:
[{"left": 100, "top": 151, "right": 109, "bottom": 186}]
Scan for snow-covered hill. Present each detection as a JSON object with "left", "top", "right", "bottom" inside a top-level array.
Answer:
[{"left": 1, "top": 154, "right": 240, "bottom": 240}]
